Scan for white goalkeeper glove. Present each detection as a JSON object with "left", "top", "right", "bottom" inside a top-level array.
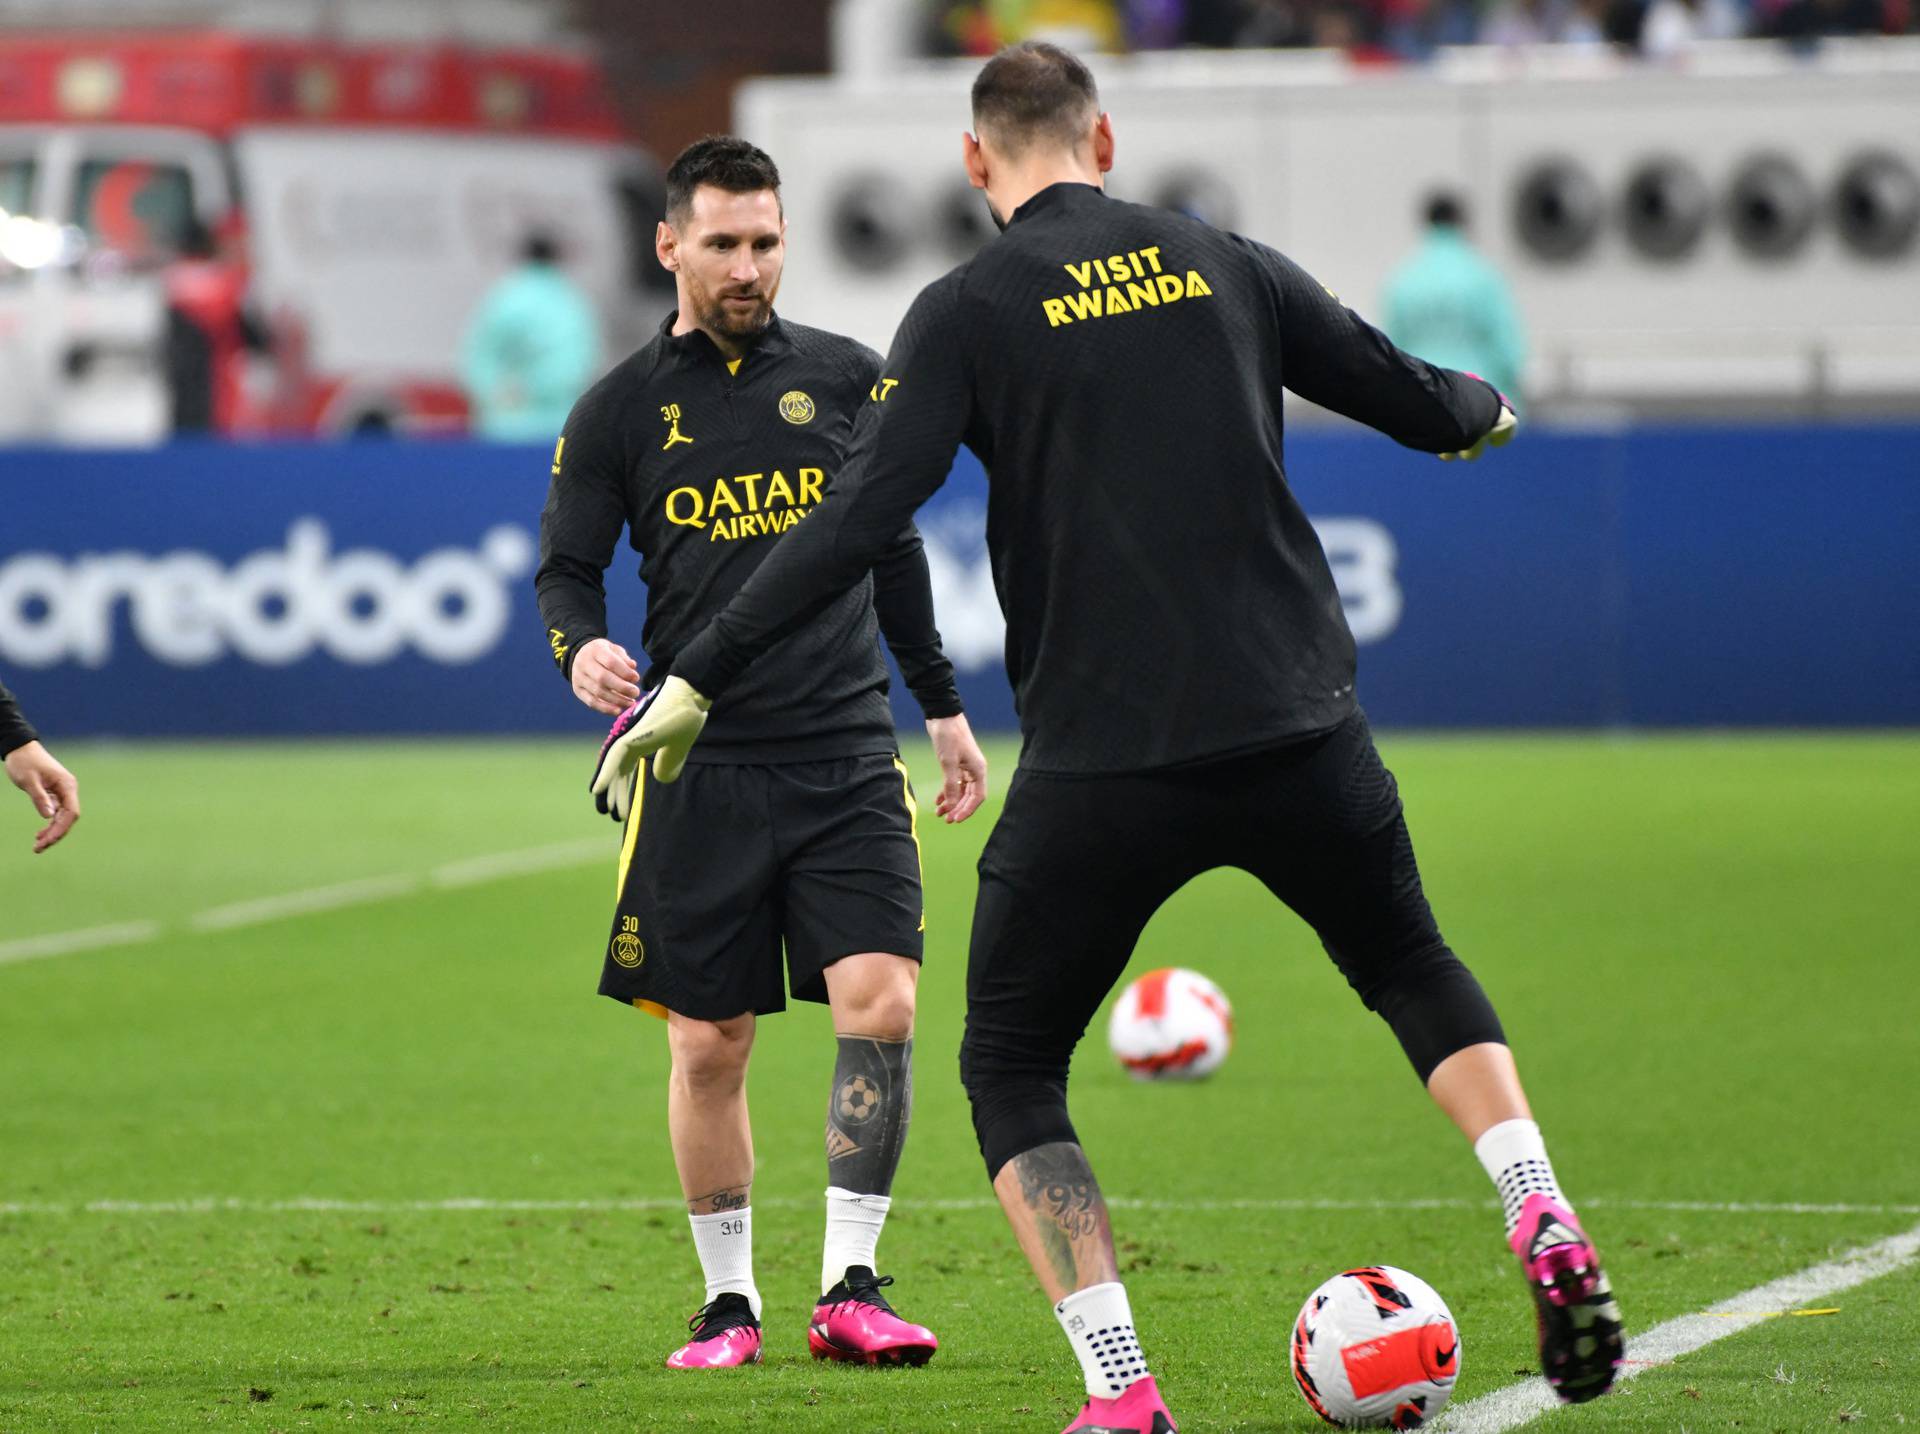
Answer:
[
  {"left": 588, "top": 675, "right": 712, "bottom": 819},
  {"left": 1440, "top": 390, "right": 1519, "bottom": 462}
]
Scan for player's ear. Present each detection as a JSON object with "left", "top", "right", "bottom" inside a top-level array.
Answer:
[
  {"left": 964, "top": 131, "right": 993, "bottom": 192},
  {"left": 1092, "top": 112, "right": 1116, "bottom": 175},
  {"left": 655, "top": 219, "right": 679, "bottom": 273}
]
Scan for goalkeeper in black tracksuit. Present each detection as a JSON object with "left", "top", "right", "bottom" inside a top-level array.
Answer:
[{"left": 600, "top": 49, "right": 1623, "bottom": 1433}]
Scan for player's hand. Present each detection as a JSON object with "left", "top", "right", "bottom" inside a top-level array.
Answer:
[
  {"left": 4, "top": 740, "right": 80, "bottom": 854},
  {"left": 571, "top": 637, "right": 643, "bottom": 716},
  {"left": 589, "top": 676, "right": 713, "bottom": 818},
  {"left": 925, "top": 713, "right": 988, "bottom": 824},
  {"left": 1439, "top": 404, "right": 1518, "bottom": 462}
]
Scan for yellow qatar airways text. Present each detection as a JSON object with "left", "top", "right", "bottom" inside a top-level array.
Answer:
[{"left": 663, "top": 467, "right": 827, "bottom": 543}]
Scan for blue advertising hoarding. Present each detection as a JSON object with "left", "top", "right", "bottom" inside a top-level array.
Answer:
[{"left": 1, "top": 425, "right": 1914, "bottom": 737}]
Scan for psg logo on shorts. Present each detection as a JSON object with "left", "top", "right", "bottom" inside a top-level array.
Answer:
[
  {"left": 778, "top": 390, "right": 816, "bottom": 425},
  {"left": 611, "top": 930, "right": 644, "bottom": 968}
]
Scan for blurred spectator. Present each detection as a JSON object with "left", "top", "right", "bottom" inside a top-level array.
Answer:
[
  {"left": 162, "top": 216, "right": 267, "bottom": 435},
  {"left": 1758, "top": 0, "right": 1889, "bottom": 43},
  {"left": 1482, "top": 0, "right": 1555, "bottom": 43},
  {"left": 1640, "top": 0, "right": 1746, "bottom": 54},
  {"left": 1180, "top": 0, "right": 1263, "bottom": 40},
  {"left": 930, "top": 0, "right": 1124, "bottom": 50},
  {"left": 1236, "top": 0, "right": 1320, "bottom": 43},
  {"left": 932, "top": 0, "right": 1210, "bottom": 49},
  {"left": 460, "top": 232, "right": 602, "bottom": 443},
  {"left": 1483, "top": 0, "right": 1623, "bottom": 44},
  {"left": 1560, "top": 0, "right": 1614, "bottom": 44},
  {"left": 926, "top": 0, "right": 1903, "bottom": 52},
  {"left": 1130, "top": 0, "right": 1192, "bottom": 45},
  {"left": 1382, "top": 192, "right": 1526, "bottom": 405}
]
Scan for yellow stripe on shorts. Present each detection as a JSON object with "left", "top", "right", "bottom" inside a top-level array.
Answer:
[
  {"left": 614, "top": 763, "right": 646, "bottom": 899},
  {"left": 892, "top": 755, "right": 925, "bottom": 932}
]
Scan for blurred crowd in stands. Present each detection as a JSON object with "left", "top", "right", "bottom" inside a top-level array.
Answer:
[{"left": 927, "top": 0, "right": 1911, "bottom": 61}]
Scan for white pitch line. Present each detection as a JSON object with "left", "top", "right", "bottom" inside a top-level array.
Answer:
[
  {"left": 1587, "top": 1197, "right": 1920, "bottom": 1216},
  {"left": 429, "top": 838, "right": 609, "bottom": 890},
  {"left": 2, "top": 1196, "right": 1917, "bottom": 1218},
  {"left": 0, "top": 838, "right": 614, "bottom": 966},
  {"left": 1434, "top": 1221, "right": 1920, "bottom": 1433},
  {"left": 190, "top": 874, "right": 423, "bottom": 932},
  {"left": 0, "top": 920, "right": 162, "bottom": 967}
]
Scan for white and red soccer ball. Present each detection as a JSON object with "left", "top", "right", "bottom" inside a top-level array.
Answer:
[
  {"left": 1290, "top": 1266, "right": 1460, "bottom": 1430},
  {"left": 1106, "top": 967, "right": 1233, "bottom": 1080}
]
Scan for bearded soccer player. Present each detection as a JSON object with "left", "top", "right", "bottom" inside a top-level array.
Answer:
[
  {"left": 535, "top": 137, "right": 988, "bottom": 1371},
  {"left": 599, "top": 47, "right": 1626, "bottom": 1434}
]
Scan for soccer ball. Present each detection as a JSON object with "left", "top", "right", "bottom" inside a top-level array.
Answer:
[
  {"left": 1290, "top": 1266, "right": 1460, "bottom": 1430},
  {"left": 1106, "top": 967, "right": 1232, "bottom": 1080}
]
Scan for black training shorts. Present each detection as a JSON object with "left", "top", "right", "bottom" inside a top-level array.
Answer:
[
  {"left": 964, "top": 709, "right": 1446, "bottom": 1076},
  {"left": 600, "top": 752, "right": 926, "bottom": 1021}
]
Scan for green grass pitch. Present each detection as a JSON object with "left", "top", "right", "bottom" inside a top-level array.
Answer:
[{"left": 2, "top": 733, "right": 1916, "bottom": 1431}]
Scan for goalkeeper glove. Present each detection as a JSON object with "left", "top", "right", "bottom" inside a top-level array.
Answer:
[
  {"left": 589, "top": 675, "right": 712, "bottom": 820},
  {"left": 1440, "top": 381, "right": 1518, "bottom": 461}
]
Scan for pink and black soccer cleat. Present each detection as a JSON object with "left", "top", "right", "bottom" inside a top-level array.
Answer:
[
  {"left": 1510, "top": 1193, "right": 1624, "bottom": 1403},
  {"left": 1060, "top": 1374, "right": 1177, "bottom": 1434},
  {"left": 807, "top": 1266, "right": 938, "bottom": 1366},
  {"left": 665, "top": 1292, "right": 762, "bottom": 1369}
]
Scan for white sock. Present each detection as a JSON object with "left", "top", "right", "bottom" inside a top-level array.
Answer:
[
  {"left": 1474, "top": 1118, "right": 1568, "bottom": 1234},
  {"left": 688, "top": 1207, "right": 761, "bottom": 1320},
  {"left": 1055, "top": 1281, "right": 1151, "bottom": 1400},
  {"left": 821, "top": 1187, "right": 891, "bottom": 1295}
]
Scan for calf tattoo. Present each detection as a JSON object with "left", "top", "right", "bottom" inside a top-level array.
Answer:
[
  {"left": 1009, "top": 1142, "right": 1113, "bottom": 1291},
  {"left": 825, "top": 1035, "right": 913, "bottom": 1196},
  {"left": 687, "top": 1183, "right": 750, "bottom": 1216}
]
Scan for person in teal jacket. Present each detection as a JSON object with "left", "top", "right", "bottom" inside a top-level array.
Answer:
[
  {"left": 461, "top": 233, "right": 603, "bottom": 442},
  {"left": 1383, "top": 193, "right": 1526, "bottom": 406}
]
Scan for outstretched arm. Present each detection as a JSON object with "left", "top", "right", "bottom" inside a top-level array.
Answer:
[
  {"left": 1242, "top": 238, "right": 1506, "bottom": 454},
  {"left": 673, "top": 273, "right": 976, "bottom": 702}
]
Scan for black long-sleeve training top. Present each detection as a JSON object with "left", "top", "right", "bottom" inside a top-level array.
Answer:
[
  {"left": 674, "top": 182, "right": 1502, "bottom": 775},
  {"left": 535, "top": 312, "right": 962, "bottom": 765},
  {"left": 0, "top": 678, "right": 36, "bottom": 758}
]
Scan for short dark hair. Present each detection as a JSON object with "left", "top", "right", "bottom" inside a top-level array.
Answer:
[
  {"left": 1425, "top": 190, "right": 1468, "bottom": 229},
  {"left": 665, "top": 135, "right": 781, "bottom": 227},
  {"left": 971, "top": 41, "right": 1100, "bottom": 159},
  {"left": 521, "top": 230, "right": 560, "bottom": 265}
]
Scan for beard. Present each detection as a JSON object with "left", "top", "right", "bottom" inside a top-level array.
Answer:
[{"left": 691, "top": 275, "right": 776, "bottom": 342}]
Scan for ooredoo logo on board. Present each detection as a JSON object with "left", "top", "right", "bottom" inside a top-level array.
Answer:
[{"left": 0, "top": 520, "right": 536, "bottom": 668}]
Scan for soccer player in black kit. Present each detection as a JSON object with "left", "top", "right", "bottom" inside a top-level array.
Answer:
[
  {"left": 2, "top": 678, "right": 79, "bottom": 854},
  {"left": 537, "top": 138, "right": 988, "bottom": 1372},
  {"left": 604, "top": 52, "right": 1624, "bottom": 1432}
]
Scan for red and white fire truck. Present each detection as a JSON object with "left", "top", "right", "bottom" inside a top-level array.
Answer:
[{"left": 0, "top": 23, "right": 668, "bottom": 440}]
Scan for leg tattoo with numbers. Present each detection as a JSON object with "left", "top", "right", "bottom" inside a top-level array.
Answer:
[{"left": 1006, "top": 1141, "right": 1118, "bottom": 1295}]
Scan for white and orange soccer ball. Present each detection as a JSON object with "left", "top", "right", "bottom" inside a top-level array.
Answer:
[
  {"left": 1290, "top": 1266, "right": 1461, "bottom": 1430},
  {"left": 1106, "top": 967, "right": 1233, "bottom": 1080}
]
